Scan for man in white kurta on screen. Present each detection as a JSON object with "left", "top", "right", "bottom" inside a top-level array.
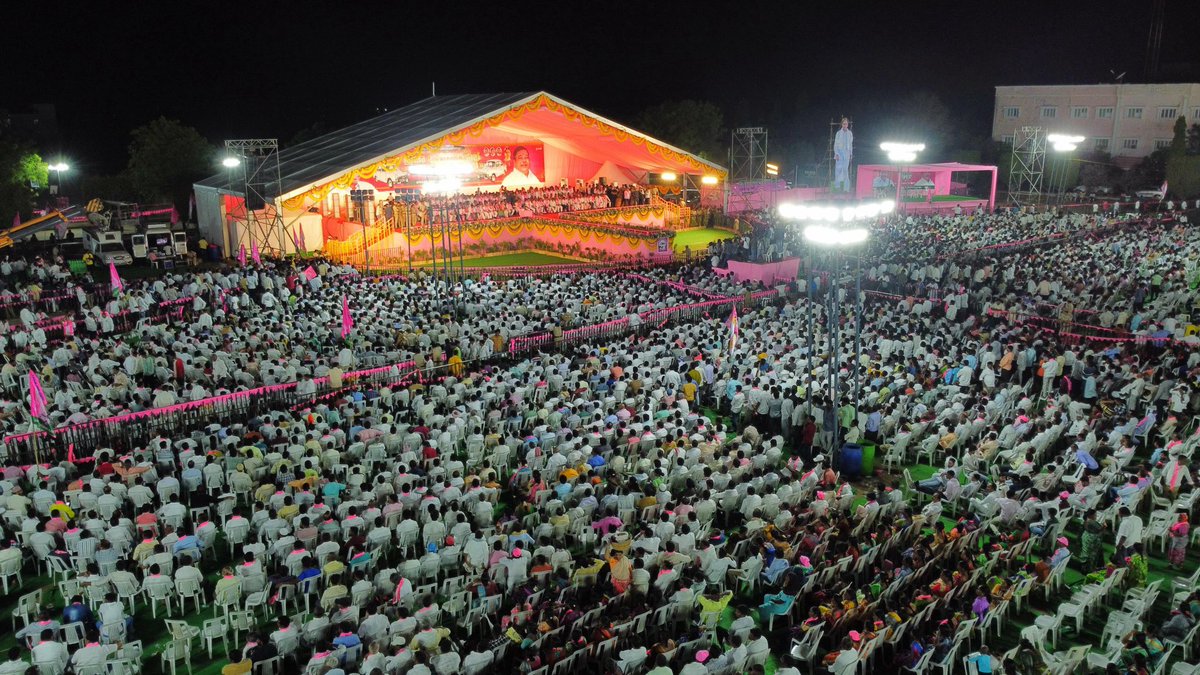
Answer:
[{"left": 500, "top": 146, "right": 543, "bottom": 189}]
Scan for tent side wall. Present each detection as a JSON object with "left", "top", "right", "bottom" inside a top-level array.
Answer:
[{"left": 193, "top": 185, "right": 227, "bottom": 256}]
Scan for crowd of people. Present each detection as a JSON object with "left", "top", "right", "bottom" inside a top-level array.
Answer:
[
  {"left": 0, "top": 203, "right": 1195, "bottom": 675},
  {"left": 380, "top": 182, "right": 661, "bottom": 225}
]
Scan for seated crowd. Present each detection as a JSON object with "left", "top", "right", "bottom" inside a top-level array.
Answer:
[{"left": 0, "top": 204, "right": 1195, "bottom": 675}]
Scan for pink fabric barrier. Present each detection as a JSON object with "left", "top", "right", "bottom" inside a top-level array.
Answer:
[
  {"left": 2, "top": 360, "right": 417, "bottom": 447},
  {"left": 715, "top": 258, "right": 800, "bottom": 285}
]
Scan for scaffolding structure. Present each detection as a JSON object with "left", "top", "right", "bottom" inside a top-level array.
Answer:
[
  {"left": 818, "top": 117, "right": 852, "bottom": 189},
  {"left": 1006, "top": 126, "right": 1047, "bottom": 205},
  {"left": 730, "top": 127, "right": 768, "bottom": 183},
  {"left": 224, "top": 138, "right": 287, "bottom": 254}
]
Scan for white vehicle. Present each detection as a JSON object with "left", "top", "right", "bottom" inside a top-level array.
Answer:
[
  {"left": 479, "top": 159, "right": 507, "bottom": 181},
  {"left": 129, "top": 223, "right": 187, "bottom": 259},
  {"left": 83, "top": 228, "right": 133, "bottom": 265},
  {"left": 1135, "top": 188, "right": 1165, "bottom": 199}
]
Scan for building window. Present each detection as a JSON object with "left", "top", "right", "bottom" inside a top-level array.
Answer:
[
  {"left": 1125, "top": 107, "right": 1143, "bottom": 119},
  {"left": 1040, "top": 106, "right": 1057, "bottom": 119},
  {"left": 1094, "top": 138, "right": 1110, "bottom": 152},
  {"left": 1159, "top": 107, "right": 1178, "bottom": 120},
  {"left": 1001, "top": 134, "right": 1014, "bottom": 145},
  {"left": 1121, "top": 138, "right": 1139, "bottom": 150},
  {"left": 1001, "top": 106, "right": 1019, "bottom": 118},
  {"left": 1071, "top": 106, "right": 1089, "bottom": 119},
  {"left": 1193, "top": 108, "right": 1200, "bottom": 122},
  {"left": 1097, "top": 107, "right": 1114, "bottom": 119},
  {"left": 1154, "top": 139, "right": 1172, "bottom": 150}
]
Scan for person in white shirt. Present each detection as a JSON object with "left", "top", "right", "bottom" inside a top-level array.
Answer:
[{"left": 1115, "top": 506, "right": 1143, "bottom": 556}]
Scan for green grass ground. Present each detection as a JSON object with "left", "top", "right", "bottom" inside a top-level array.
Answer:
[
  {"left": 413, "top": 252, "right": 582, "bottom": 267},
  {"left": 902, "top": 195, "right": 980, "bottom": 203},
  {"left": 673, "top": 228, "right": 736, "bottom": 253}
]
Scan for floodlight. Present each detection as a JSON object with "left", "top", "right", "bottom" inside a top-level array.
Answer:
[
  {"left": 804, "top": 225, "right": 869, "bottom": 246},
  {"left": 701, "top": 175, "right": 718, "bottom": 185},
  {"left": 660, "top": 172, "right": 677, "bottom": 181},
  {"left": 879, "top": 200, "right": 895, "bottom": 214},
  {"left": 49, "top": 163, "right": 70, "bottom": 172},
  {"left": 765, "top": 163, "right": 779, "bottom": 171},
  {"left": 222, "top": 157, "right": 241, "bottom": 168}
]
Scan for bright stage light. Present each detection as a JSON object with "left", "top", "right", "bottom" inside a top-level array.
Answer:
[
  {"left": 49, "top": 163, "right": 69, "bottom": 172},
  {"left": 1052, "top": 142, "right": 1078, "bottom": 152},
  {"left": 422, "top": 177, "right": 464, "bottom": 194},
  {"left": 222, "top": 157, "right": 240, "bottom": 168},
  {"left": 1047, "top": 134, "right": 1085, "bottom": 144},
  {"left": 409, "top": 160, "right": 474, "bottom": 177},
  {"left": 701, "top": 175, "right": 718, "bottom": 185},
  {"left": 766, "top": 168, "right": 779, "bottom": 176},
  {"left": 880, "top": 142, "right": 926, "bottom": 153},
  {"left": 661, "top": 172, "right": 677, "bottom": 181},
  {"left": 879, "top": 200, "right": 895, "bottom": 214},
  {"left": 880, "top": 141, "right": 925, "bottom": 162},
  {"left": 766, "top": 163, "right": 779, "bottom": 171},
  {"left": 804, "top": 224, "right": 869, "bottom": 246}
]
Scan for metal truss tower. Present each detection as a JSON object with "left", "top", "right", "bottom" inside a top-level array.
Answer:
[
  {"left": 730, "top": 127, "right": 768, "bottom": 183},
  {"left": 225, "top": 138, "right": 287, "bottom": 254},
  {"left": 1006, "top": 126, "right": 1047, "bottom": 205}
]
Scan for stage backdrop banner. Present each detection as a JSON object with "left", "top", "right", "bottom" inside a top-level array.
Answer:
[{"left": 357, "top": 142, "right": 546, "bottom": 194}]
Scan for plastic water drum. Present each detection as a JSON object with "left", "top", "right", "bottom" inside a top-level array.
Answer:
[
  {"left": 860, "top": 442, "right": 877, "bottom": 474},
  {"left": 840, "top": 443, "right": 863, "bottom": 479}
]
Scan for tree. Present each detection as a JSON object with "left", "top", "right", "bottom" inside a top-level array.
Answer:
[
  {"left": 1166, "top": 116, "right": 1200, "bottom": 198},
  {"left": 634, "top": 100, "right": 724, "bottom": 161},
  {"left": 0, "top": 141, "right": 45, "bottom": 222},
  {"left": 1120, "top": 149, "right": 1168, "bottom": 193},
  {"left": 126, "top": 117, "right": 215, "bottom": 208},
  {"left": 1188, "top": 122, "right": 1200, "bottom": 155},
  {"left": 876, "top": 91, "right": 960, "bottom": 157}
]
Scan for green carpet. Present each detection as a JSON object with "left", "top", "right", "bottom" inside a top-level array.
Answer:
[
  {"left": 673, "top": 228, "right": 735, "bottom": 253},
  {"left": 413, "top": 252, "right": 583, "bottom": 267},
  {"left": 902, "top": 195, "right": 980, "bottom": 203}
]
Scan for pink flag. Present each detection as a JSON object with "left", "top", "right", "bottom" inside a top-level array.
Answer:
[
  {"left": 251, "top": 240, "right": 261, "bottom": 265},
  {"left": 12, "top": 212, "right": 19, "bottom": 228},
  {"left": 299, "top": 226, "right": 306, "bottom": 250},
  {"left": 27, "top": 370, "right": 48, "bottom": 421},
  {"left": 109, "top": 262, "right": 124, "bottom": 294},
  {"left": 291, "top": 227, "right": 301, "bottom": 251},
  {"left": 341, "top": 296, "right": 353, "bottom": 338},
  {"left": 170, "top": 207, "right": 179, "bottom": 225},
  {"left": 238, "top": 244, "right": 246, "bottom": 267},
  {"left": 303, "top": 266, "right": 317, "bottom": 281}
]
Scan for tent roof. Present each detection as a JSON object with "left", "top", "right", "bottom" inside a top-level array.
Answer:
[
  {"left": 858, "top": 162, "right": 997, "bottom": 173},
  {"left": 197, "top": 91, "right": 726, "bottom": 205}
]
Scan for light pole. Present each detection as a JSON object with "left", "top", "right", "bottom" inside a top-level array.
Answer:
[
  {"left": 48, "top": 163, "right": 70, "bottom": 202},
  {"left": 880, "top": 142, "right": 924, "bottom": 214},
  {"left": 1047, "top": 134, "right": 1084, "bottom": 205},
  {"left": 779, "top": 200, "right": 886, "bottom": 458}
]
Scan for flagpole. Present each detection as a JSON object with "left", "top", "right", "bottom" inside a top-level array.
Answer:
[{"left": 20, "top": 372, "right": 42, "bottom": 466}]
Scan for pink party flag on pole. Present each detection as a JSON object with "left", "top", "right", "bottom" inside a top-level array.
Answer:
[
  {"left": 727, "top": 305, "right": 739, "bottom": 353},
  {"left": 341, "top": 296, "right": 353, "bottom": 338},
  {"left": 251, "top": 240, "right": 261, "bottom": 264},
  {"left": 291, "top": 226, "right": 301, "bottom": 251},
  {"left": 12, "top": 212, "right": 20, "bottom": 228},
  {"left": 170, "top": 206, "right": 180, "bottom": 225},
  {"left": 109, "top": 262, "right": 124, "bottom": 294},
  {"left": 298, "top": 226, "right": 306, "bottom": 250},
  {"left": 27, "top": 370, "right": 48, "bottom": 428},
  {"left": 238, "top": 244, "right": 246, "bottom": 267}
]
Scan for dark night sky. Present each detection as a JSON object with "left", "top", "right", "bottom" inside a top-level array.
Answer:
[{"left": 5, "top": 0, "right": 1198, "bottom": 175}]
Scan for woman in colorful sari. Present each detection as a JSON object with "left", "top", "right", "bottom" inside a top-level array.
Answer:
[
  {"left": 1167, "top": 513, "right": 1189, "bottom": 569},
  {"left": 1079, "top": 510, "right": 1105, "bottom": 571},
  {"left": 1127, "top": 543, "right": 1149, "bottom": 588}
]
